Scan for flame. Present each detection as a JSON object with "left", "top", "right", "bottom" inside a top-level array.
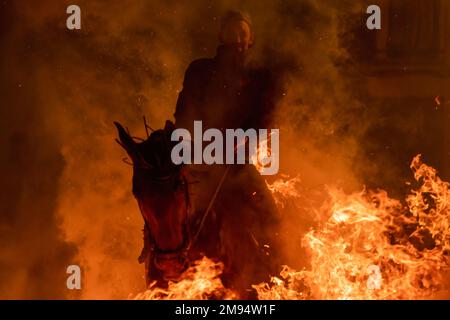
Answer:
[
  {"left": 434, "top": 95, "right": 450, "bottom": 108},
  {"left": 129, "top": 155, "right": 449, "bottom": 300},
  {"left": 266, "top": 175, "right": 302, "bottom": 209},
  {"left": 254, "top": 155, "right": 450, "bottom": 300},
  {"left": 130, "top": 256, "right": 238, "bottom": 300},
  {"left": 251, "top": 131, "right": 275, "bottom": 174},
  {"left": 435, "top": 96, "right": 442, "bottom": 107}
]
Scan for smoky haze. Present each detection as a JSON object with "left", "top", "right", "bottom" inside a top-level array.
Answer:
[{"left": 1, "top": 0, "right": 447, "bottom": 299}]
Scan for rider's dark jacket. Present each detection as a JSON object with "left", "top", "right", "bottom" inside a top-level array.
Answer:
[
  {"left": 174, "top": 45, "right": 282, "bottom": 132},
  {"left": 171, "top": 45, "right": 283, "bottom": 268}
]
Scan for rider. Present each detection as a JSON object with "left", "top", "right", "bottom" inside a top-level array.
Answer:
[{"left": 142, "top": 10, "right": 284, "bottom": 294}]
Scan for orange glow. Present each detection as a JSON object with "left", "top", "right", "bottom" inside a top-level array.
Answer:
[
  {"left": 254, "top": 155, "right": 450, "bottom": 300},
  {"left": 130, "top": 257, "right": 238, "bottom": 300}
]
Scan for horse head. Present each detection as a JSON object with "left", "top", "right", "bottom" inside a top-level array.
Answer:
[{"left": 114, "top": 120, "right": 190, "bottom": 281}]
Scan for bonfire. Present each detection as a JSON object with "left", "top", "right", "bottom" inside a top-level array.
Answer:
[{"left": 131, "top": 155, "right": 449, "bottom": 300}]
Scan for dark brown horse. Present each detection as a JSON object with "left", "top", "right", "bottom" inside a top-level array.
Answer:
[{"left": 114, "top": 120, "right": 281, "bottom": 297}]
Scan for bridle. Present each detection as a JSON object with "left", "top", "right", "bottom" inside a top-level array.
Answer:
[
  {"left": 135, "top": 163, "right": 192, "bottom": 258},
  {"left": 136, "top": 161, "right": 230, "bottom": 260},
  {"left": 125, "top": 129, "right": 230, "bottom": 263}
]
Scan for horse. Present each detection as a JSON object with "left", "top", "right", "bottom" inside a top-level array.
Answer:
[{"left": 114, "top": 120, "right": 281, "bottom": 298}]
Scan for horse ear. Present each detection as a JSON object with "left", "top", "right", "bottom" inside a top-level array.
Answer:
[{"left": 114, "top": 121, "right": 136, "bottom": 156}]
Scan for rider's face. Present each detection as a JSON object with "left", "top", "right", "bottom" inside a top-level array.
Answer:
[{"left": 220, "top": 20, "right": 253, "bottom": 53}]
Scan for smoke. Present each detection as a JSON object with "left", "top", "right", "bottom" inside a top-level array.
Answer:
[
  {"left": 0, "top": 1, "right": 78, "bottom": 299},
  {"left": 3, "top": 0, "right": 437, "bottom": 299}
]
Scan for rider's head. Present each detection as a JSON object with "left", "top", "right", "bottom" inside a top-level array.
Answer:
[{"left": 219, "top": 10, "right": 254, "bottom": 53}]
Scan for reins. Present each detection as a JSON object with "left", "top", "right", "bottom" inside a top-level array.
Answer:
[{"left": 186, "top": 165, "right": 230, "bottom": 250}]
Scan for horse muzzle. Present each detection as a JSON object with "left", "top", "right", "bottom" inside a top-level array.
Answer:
[{"left": 154, "top": 252, "right": 188, "bottom": 281}]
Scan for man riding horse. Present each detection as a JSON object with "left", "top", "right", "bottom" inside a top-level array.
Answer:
[{"left": 119, "top": 10, "right": 284, "bottom": 297}]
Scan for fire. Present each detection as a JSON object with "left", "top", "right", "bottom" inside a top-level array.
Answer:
[
  {"left": 266, "top": 175, "right": 302, "bottom": 209},
  {"left": 250, "top": 130, "right": 276, "bottom": 174},
  {"left": 130, "top": 155, "right": 449, "bottom": 300},
  {"left": 254, "top": 155, "right": 450, "bottom": 300},
  {"left": 130, "top": 256, "right": 238, "bottom": 300},
  {"left": 434, "top": 95, "right": 450, "bottom": 108}
]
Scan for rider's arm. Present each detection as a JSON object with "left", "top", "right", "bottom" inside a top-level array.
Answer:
[{"left": 174, "top": 59, "right": 210, "bottom": 131}]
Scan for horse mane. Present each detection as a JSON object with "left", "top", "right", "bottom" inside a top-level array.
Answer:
[{"left": 135, "top": 121, "right": 182, "bottom": 179}]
